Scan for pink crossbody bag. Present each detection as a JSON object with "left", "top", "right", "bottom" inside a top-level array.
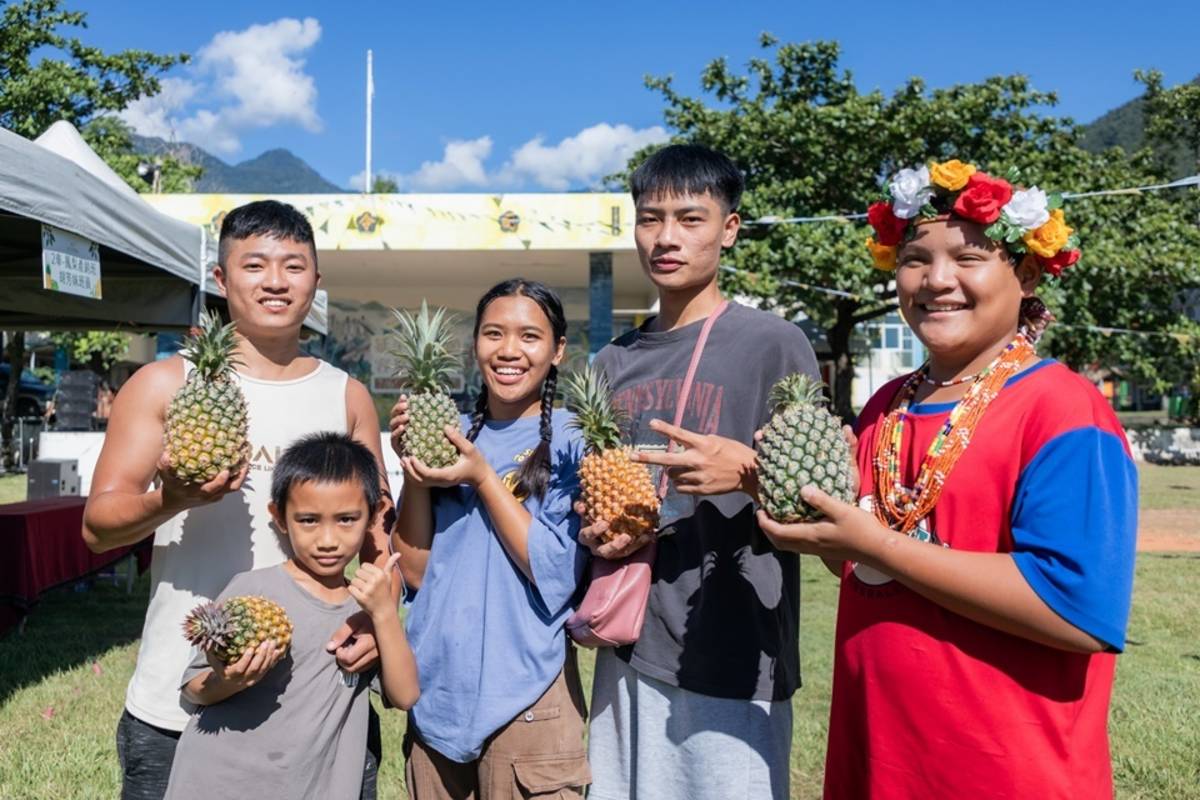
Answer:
[{"left": 567, "top": 301, "right": 729, "bottom": 648}]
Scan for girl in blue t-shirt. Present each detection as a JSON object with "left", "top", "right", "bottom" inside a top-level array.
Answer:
[{"left": 390, "top": 279, "right": 590, "bottom": 798}]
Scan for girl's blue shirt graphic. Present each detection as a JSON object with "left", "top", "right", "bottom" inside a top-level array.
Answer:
[{"left": 404, "top": 408, "right": 585, "bottom": 762}]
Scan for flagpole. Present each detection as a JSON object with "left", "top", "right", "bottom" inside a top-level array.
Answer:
[{"left": 365, "top": 49, "right": 374, "bottom": 193}]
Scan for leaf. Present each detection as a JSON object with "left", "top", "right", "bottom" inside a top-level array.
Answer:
[
  {"left": 1047, "top": 193, "right": 1064, "bottom": 210},
  {"left": 919, "top": 203, "right": 938, "bottom": 219}
]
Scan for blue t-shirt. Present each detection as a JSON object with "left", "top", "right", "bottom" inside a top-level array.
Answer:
[{"left": 404, "top": 408, "right": 585, "bottom": 762}]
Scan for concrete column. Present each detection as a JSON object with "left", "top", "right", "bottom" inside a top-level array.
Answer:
[{"left": 588, "top": 252, "right": 613, "bottom": 356}]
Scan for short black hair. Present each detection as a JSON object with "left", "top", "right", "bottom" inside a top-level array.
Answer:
[
  {"left": 270, "top": 432, "right": 382, "bottom": 518},
  {"left": 218, "top": 200, "right": 317, "bottom": 267},
  {"left": 630, "top": 144, "right": 744, "bottom": 213}
]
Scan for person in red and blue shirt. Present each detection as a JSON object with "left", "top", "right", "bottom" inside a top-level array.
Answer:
[{"left": 757, "top": 160, "right": 1137, "bottom": 799}]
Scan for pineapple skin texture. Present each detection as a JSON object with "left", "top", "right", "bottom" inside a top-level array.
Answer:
[
  {"left": 401, "top": 390, "right": 461, "bottom": 469},
  {"left": 757, "top": 404, "right": 856, "bottom": 522},
  {"left": 579, "top": 448, "right": 660, "bottom": 543},
  {"left": 183, "top": 595, "right": 294, "bottom": 665},
  {"left": 164, "top": 376, "right": 249, "bottom": 484}
]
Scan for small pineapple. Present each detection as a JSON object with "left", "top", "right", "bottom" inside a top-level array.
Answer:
[
  {"left": 164, "top": 309, "right": 249, "bottom": 484},
  {"left": 562, "top": 366, "right": 660, "bottom": 543},
  {"left": 392, "top": 300, "right": 462, "bottom": 468},
  {"left": 756, "top": 374, "right": 856, "bottom": 522},
  {"left": 182, "top": 595, "right": 293, "bottom": 664}
]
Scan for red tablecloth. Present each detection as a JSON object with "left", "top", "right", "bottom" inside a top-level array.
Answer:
[{"left": 0, "top": 496, "right": 150, "bottom": 635}]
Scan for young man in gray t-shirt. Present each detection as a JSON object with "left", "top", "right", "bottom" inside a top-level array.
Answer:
[
  {"left": 164, "top": 434, "right": 418, "bottom": 800},
  {"left": 583, "top": 144, "right": 819, "bottom": 800}
]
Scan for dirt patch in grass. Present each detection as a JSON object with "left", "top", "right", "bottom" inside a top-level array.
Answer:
[{"left": 1137, "top": 509, "right": 1200, "bottom": 552}]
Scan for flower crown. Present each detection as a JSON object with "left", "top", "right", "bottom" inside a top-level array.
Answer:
[{"left": 865, "top": 159, "right": 1081, "bottom": 276}]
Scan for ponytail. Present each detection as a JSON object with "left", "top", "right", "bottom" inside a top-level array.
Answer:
[{"left": 510, "top": 365, "right": 556, "bottom": 502}]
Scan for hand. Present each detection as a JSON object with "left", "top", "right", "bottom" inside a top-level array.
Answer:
[
  {"left": 756, "top": 485, "right": 885, "bottom": 562},
  {"left": 388, "top": 396, "right": 410, "bottom": 459},
  {"left": 632, "top": 419, "right": 757, "bottom": 497},
  {"left": 400, "top": 426, "right": 491, "bottom": 489},
  {"left": 207, "top": 640, "right": 283, "bottom": 690},
  {"left": 326, "top": 610, "right": 380, "bottom": 674},
  {"left": 574, "top": 500, "right": 654, "bottom": 560},
  {"left": 158, "top": 452, "right": 247, "bottom": 514},
  {"left": 349, "top": 553, "right": 402, "bottom": 622}
]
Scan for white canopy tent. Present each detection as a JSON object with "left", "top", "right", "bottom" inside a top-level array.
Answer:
[{"left": 0, "top": 121, "right": 326, "bottom": 334}]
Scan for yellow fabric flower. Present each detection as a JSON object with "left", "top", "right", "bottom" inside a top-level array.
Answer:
[
  {"left": 1023, "top": 209, "right": 1072, "bottom": 258},
  {"left": 866, "top": 237, "right": 897, "bottom": 271},
  {"left": 929, "top": 159, "right": 977, "bottom": 191}
]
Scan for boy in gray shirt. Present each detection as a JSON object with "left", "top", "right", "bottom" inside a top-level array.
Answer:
[{"left": 164, "top": 433, "right": 419, "bottom": 799}]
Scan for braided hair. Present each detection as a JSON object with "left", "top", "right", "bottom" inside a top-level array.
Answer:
[{"left": 467, "top": 279, "right": 567, "bottom": 502}]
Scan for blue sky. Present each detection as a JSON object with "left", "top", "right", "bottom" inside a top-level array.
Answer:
[{"left": 72, "top": 0, "right": 1200, "bottom": 192}]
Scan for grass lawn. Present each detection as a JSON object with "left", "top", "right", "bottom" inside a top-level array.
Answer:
[
  {"left": 1, "top": 469, "right": 1198, "bottom": 797},
  {"left": 0, "top": 473, "right": 25, "bottom": 504}
]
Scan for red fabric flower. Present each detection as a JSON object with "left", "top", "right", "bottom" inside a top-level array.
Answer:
[
  {"left": 952, "top": 173, "right": 1014, "bottom": 224},
  {"left": 867, "top": 201, "right": 909, "bottom": 246},
  {"left": 1038, "top": 248, "right": 1080, "bottom": 277}
]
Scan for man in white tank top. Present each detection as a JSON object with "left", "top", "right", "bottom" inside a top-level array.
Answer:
[{"left": 83, "top": 201, "right": 395, "bottom": 800}]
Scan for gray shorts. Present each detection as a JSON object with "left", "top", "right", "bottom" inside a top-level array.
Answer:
[{"left": 587, "top": 649, "right": 793, "bottom": 800}]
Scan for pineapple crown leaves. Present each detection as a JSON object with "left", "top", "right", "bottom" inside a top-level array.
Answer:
[
  {"left": 180, "top": 309, "right": 242, "bottom": 382},
  {"left": 562, "top": 366, "right": 626, "bottom": 453},
  {"left": 182, "top": 600, "right": 232, "bottom": 651},
  {"left": 768, "top": 373, "right": 831, "bottom": 415},
  {"left": 390, "top": 300, "right": 461, "bottom": 393}
]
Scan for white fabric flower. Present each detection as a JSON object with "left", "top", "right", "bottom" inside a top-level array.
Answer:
[
  {"left": 1002, "top": 187, "right": 1050, "bottom": 230},
  {"left": 888, "top": 166, "right": 933, "bottom": 219}
]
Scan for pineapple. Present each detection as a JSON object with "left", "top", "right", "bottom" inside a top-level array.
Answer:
[
  {"left": 562, "top": 366, "right": 660, "bottom": 543},
  {"left": 182, "top": 595, "right": 293, "bottom": 664},
  {"left": 756, "top": 374, "right": 856, "bottom": 522},
  {"left": 164, "top": 309, "right": 249, "bottom": 484},
  {"left": 392, "top": 300, "right": 462, "bottom": 468}
]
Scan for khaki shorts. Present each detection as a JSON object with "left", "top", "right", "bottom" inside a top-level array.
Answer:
[{"left": 404, "top": 648, "right": 591, "bottom": 799}]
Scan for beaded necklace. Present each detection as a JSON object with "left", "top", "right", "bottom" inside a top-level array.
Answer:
[{"left": 871, "top": 332, "right": 1036, "bottom": 535}]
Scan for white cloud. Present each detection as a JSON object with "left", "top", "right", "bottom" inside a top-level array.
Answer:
[
  {"left": 358, "top": 124, "right": 667, "bottom": 191},
  {"left": 405, "top": 136, "right": 493, "bottom": 190},
  {"left": 119, "top": 18, "right": 322, "bottom": 155},
  {"left": 502, "top": 123, "right": 669, "bottom": 190},
  {"left": 197, "top": 17, "right": 322, "bottom": 133}
]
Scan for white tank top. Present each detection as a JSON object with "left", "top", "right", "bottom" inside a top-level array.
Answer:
[{"left": 125, "top": 359, "right": 350, "bottom": 731}]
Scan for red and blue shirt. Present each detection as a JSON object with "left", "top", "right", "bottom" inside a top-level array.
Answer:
[{"left": 824, "top": 360, "right": 1137, "bottom": 799}]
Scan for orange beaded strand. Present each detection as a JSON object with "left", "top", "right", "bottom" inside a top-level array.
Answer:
[{"left": 872, "top": 333, "right": 1036, "bottom": 535}]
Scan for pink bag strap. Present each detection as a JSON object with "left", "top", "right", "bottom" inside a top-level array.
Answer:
[{"left": 657, "top": 300, "right": 729, "bottom": 498}]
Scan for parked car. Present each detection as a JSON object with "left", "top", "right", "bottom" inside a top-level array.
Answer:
[{"left": 0, "top": 364, "right": 55, "bottom": 417}]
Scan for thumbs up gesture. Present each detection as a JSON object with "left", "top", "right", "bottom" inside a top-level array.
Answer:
[{"left": 348, "top": 552, "right": 402, "bottom": 622}]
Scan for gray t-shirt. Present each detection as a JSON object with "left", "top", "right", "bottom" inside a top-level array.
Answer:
[
  {"left": 164, "top": 564, "right": 374, "bottom": 800},
  {"left": 594, "top": 301, "right": 819, "bottom": 702}
]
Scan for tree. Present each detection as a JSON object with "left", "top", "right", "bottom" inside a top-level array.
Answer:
[
  {"left": 82, "top": 116, "right": 201, "bottom": 192},
  {"left": 371, "top": 175, "right": 399, "bottom": 193},
  {"left": 0, "top": 0, "right": 185, "bottom": 469},
  {"left": 631, "top": 36, "right": 1200, "bottom": 420},
  {"left": 50, "top": 330, "right": 130, "bottom": 374}
]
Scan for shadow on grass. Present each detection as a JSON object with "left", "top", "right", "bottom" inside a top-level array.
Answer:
[{"left": 0, "top": 571, "right": 150, "bottom": 705}]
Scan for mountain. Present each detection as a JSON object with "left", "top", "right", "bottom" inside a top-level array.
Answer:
[
  {"left": 130, "top": 134, "right": 345, "bottom": 193},
  {"left": 1080, "top": 79, "right": 1197, "bottom": 178}
]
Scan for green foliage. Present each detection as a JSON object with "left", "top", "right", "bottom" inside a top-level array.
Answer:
[
  {"left": 0, "top": 0, "right": 185, "bottom": 138},
  {"left": 49, "top": 331, "right": 128, "bottom": 372},
  {"left": 82, "top": 116, "right": 201, "bottom": 192},
  {"left": 630, "top": 36, "right": 1200, "bottom": 416},
  {"left": 1137, "top": 70, "right": 1200, "bottom": 173},
  {"left": 370, "top": 175, "right": 399, "bottom": 193}
]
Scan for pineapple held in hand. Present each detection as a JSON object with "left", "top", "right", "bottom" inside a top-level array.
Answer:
[
  {"left": 757, "top": 374, "right": 856, "bottom": 522},
  {"left": 164, "top": 309, "right": 249, "bottom": 484},
  {"left": 392, "top": 300, "right": 462, "bottom": 469},
  {"left": 563, "top": 366, "right": 660, "bottom": 543},
  {"left": 182, "top": 595, "right": 293, "bottom": 664}
]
